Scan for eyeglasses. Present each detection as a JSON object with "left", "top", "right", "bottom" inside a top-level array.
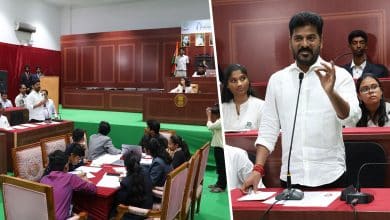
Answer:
[{"left": 359, "top": 84, "right": 380, "bottom": 94}]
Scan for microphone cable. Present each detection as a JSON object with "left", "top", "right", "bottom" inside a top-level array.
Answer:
[
  {"left": 261, "top": 193, "right": 288, "bottom": 220},
  {"left": 349, "top": 198, "right": 358, "bottom": 220}
]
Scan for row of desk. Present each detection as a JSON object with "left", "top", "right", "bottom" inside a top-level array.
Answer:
[
  {"left": 227, "top": 127, "right": 390, "bottom": 219},
  {"left": 0, "top": 120, "right": 74, "bottom": 172},
  {"left": 225, "top": 127, "right": 390, "bottom": 187},
  {"left": 62, "top": 88, "right": 218, "bottom": 125}
]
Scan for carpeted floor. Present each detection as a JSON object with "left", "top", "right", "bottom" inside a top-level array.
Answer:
[
  {"left": 0, "top": 106, "right": 230, "bottom": 220},
  {"left": 59, "top": 106, "right": 216, "bottom": 166},
  {"left": 0, "top": 167, "right": 230, "bottom": 220}
]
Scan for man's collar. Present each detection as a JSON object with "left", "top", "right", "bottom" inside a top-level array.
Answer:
[{"left": 351, "top": 59, "right": 367, "bottom": 69}]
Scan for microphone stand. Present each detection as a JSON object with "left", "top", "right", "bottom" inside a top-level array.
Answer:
[
  {"left": 275, "top": 72, "right": 305, "bottom": 201},
  {"left": 345, "top": 163, "right": 388, "bottom": 204}
]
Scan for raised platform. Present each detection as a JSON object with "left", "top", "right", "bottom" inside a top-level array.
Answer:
[{"left": 59, "top": 105, "right": 215, "bottom": 166}]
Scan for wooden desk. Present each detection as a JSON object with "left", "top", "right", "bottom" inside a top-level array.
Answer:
[
  {"left": 73, "top": 165, "right": 119, "bottom": 220},
  {"left": 143, "top": 93, "right": 218, "bottom": 125},
  {"left": 1, "top": 120, "right": 74, "bottom": 171},
  {"left": 165, "top": 77, "right": 218, "bottom": 94},
  {"left": 3, "top": 107, "right": 29, "bottom": 125},
  {"left": 225, "top": 127, "right": 390, "bottom": 187},
  {"left": 231, "top": 188, "right": 390, "bottom": 220},
  {"left": 62, "top": 87, "right": 163, "bottom": 112},
  {"left": 0, "top": 134, "right": 6, "bottom": 174}
]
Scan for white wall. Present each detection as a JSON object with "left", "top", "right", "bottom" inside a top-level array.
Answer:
[
  {"left": 0, "top": 0, "right": 211, "bottom": 50},
  {"left": 0, "top": 0, "right": 62, "bottom": 50},
  {"left": 61, "top": 0, "right": 211, "bottom": 35}
]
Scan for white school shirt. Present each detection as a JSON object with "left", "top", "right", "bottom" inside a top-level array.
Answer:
[
  {"left": 222, "top": 96, "right": 264, "bottom": 131},
  {"left": 0, "top": 115, "right": 10, "bottom": 129},
  {"left": 175, "top": 55, "right": 189, "bottom": 71},
  {"left": 15, "top": 93, "right": 27, "bottom": 107},
  {"left": 206, "top": 118, "right": 222, "bottom": 147},
  {"left": 224, "top": 145, "right": 265, "bottom": 190},
  {"left": 350, "top": 60, "right": 366, "bottom": 79},
  {"left": 26, "top": 90, "right": 45, "bottom": 121},
  {"left": 255, "top": 57, "right": 361, "bottom": 187}
]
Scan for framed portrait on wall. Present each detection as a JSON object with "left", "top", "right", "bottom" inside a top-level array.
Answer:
[
  {"left": 181, "top": 34, "right": 190, "bottom": 47},
  {"left": 209, "top": 33, "right": 214, "bottom": 46},
  {"left": 195, "top": 33, "right": 205, "bottom": 46}
]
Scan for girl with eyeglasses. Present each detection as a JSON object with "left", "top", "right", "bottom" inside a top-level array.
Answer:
[{"left": 356, "top": 73, "right": 390, "bottom": 127}]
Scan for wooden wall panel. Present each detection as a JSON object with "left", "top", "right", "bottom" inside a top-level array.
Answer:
[
  {"left": 118, "top": 43, "right": 136, "bottom": 83},
  {"left": 63, "top": 47, "right": 78, "bottom": 83},
  {"left": 81, "top": 46, "right": 96, "bottom": 83},
  {"left": 99, "top": 45, "right": 115, "bottom": 83},
  {"left": 213, "top": 0, "right": 390, "bottom": 83},
  {"left": 141, "top": 42, "right": 160, "bottom": 83},
  {"left": 61, "top": 27, "right": 181, "bottom": 89}
]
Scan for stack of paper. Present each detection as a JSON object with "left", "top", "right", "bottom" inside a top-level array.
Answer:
[
  {"left": 262, "top": 191, "right": 341, "bottom": 207},
  {"left": 96, "top": 173, "right": 121, "bottom": 188}
]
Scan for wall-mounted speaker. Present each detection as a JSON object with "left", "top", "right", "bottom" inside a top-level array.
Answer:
[{"left": 15, "top": 22, "right": 36, "bottom": 33}]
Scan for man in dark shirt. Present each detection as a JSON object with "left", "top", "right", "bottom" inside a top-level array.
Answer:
[{"left": 139, "top": 119, "right": 168, "bottom": 150}]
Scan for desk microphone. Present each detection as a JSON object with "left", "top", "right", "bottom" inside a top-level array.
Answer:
[
  {"left": 343, "top": 162, "right": 389, "bottom": 204},
  {"left": 275, "top": 72, "right": 304, "bottom": 201}
]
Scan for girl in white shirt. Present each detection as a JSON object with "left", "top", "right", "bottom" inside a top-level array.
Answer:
[
  {"left": 169, "top": 77, "right": 193, "bottom": 93},
  {"left": 356, "top": 73, "right": 390, "bottom": 127},
  {"left": 221, "top": 64, "right": 264, "bottom": 131}
]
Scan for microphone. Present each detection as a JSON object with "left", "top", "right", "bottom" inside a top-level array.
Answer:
[
  {"left": 343, "top": 162, "right": 389, "bottom": 204},
  {"left": 275, "top": 72, "right": 305, "bottom": 201},
  {"left": 333, "top": 52, "right": 352, "bottom": 64}
]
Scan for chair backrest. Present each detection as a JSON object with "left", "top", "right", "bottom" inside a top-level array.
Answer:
[
  {"left": 194, "top": 142, "right": 210, "bottom": 189},
  {"left": 0, "top": 174, "right": 55, "bottom": 220},
  {"left": 161, "top": 162, "right": 189, "bottom": 220},
  {"left": 67, "top": 132, "right": 89, "bottom": 159},
  {"left": 181, "top": 150, "right": 201, "bottom": 219},
  {"left": 190, "top": 84, "right": 199, "bottom": 93},
  {"left": 41, "top": 135, "right": 69, "bottom": 167},
  {"left": 159, "top": 129, "right": 176, "bottom": 140},
  {"left": 12, "top": 142, "right": 45, "bottom": 182},
  {"left": 345, "top": 141, "right": 387, "bottom": 187}
]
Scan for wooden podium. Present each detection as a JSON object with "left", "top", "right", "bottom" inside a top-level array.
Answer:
[{"left": 40, "top": 76, "right": 59, "bottom": 112}]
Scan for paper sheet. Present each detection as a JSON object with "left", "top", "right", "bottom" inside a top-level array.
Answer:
[
  {"left": 263, "top": 191, "right": 341, "bottom": 207},
  {"left": 140, "top": 158, "right": 152, "bottom": 165},
  {"left": 75, "top": 166, "right": 102, "bottom": 173},
  {"left": 238, "top": 191, "right": 276, "bottom": 201},
  {"left": 112, "top": 167, "right": 127, "bottom": 174},
  {"left": 12, "top": 125, "right": 28, "bottom": 129},
  {"left": 20, "top": 123, "right": 38, "bottom": 127},
  {"left": 96, "top": 173, "right": 121, "bottom": 188},
  {"left": 90, "top": 154, "right": 122, "bottom": 167},
  {"left": 69, "top": 170, "right": 95, "bottom": 179},
  {"left": 2, "top": 127, "right": 14, "bottom": 131}
]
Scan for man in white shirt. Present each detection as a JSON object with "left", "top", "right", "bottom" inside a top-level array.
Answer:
[
  {"left": 15, "top": 84, "right": 28, "bottom": 107},
  {"left": 0, "top": 103, "right": 10, "bottom": 129},
  {"left": 175, "top": 48, "right": 189, "bottom": 77},
  {"left": 192, "top": 63, "right": 208, "bottom": 77},
  {"left": 25, "top": 78, "right": 46, "bottom": 122},
  {"left": 342, "top": 30, "right": 388, "bottom": 79},
  {"left": 0, "top": 92, "right": 13, "bottom": 108},
  {"left": 41, "top": 89, "right": 58, "bottom": 119},
  {"left": 242, "top": 12, "right": 361, "bottom": 192}
]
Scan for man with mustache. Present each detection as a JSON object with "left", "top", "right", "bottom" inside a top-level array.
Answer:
[
  {"left": 343, "top": 30, "right": 388, "bottom": 79},
  {"left": 242, "top": 11, "right": 361, "bottom": 192}
]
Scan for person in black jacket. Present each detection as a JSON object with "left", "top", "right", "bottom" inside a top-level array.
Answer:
[
  {"left": 167, "top": 135, "right": 191, "bottom": 169},
  {"left": 113, "top": 152, "right": 153, "bottom": 220},
  {"left": 343, "top": 30, "right": 388, "bottom": 79}
]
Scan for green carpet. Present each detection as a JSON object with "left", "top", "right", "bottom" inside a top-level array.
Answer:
[
  {"left": 0, "top": 167, "right": 230, "bottom": 220},
  {"left": 59, "top": 106, "right": 216, "bottom": 166}
]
